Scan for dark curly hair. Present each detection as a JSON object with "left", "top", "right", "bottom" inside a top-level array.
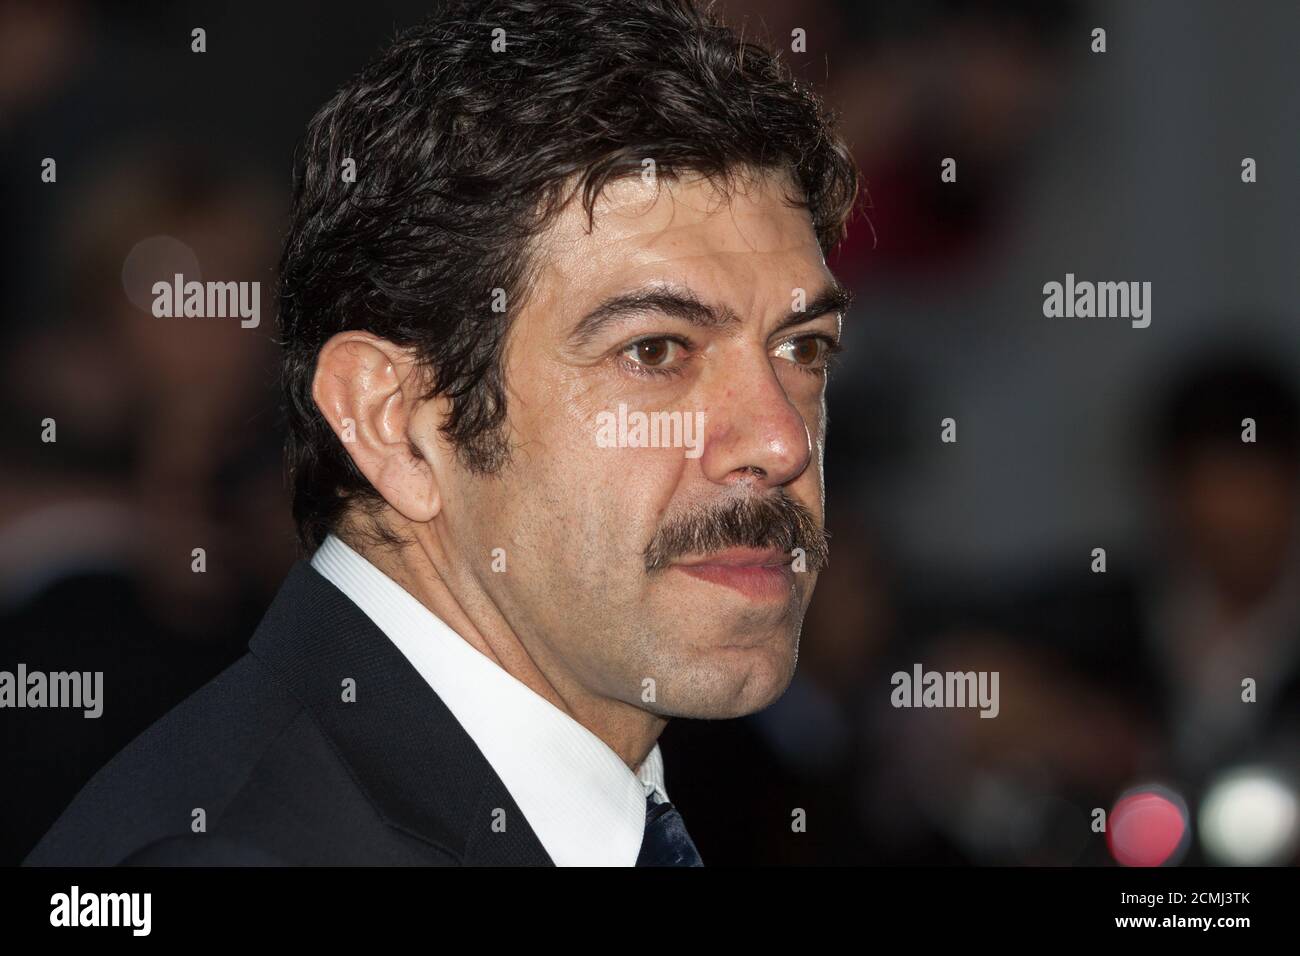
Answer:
[{"left": 279, "top": 0, "right": 861, "bottom": 552}]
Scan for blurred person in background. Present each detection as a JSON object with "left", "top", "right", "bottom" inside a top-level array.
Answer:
[{"left": 872, "top": 346, "right": 1300, "bottom": 865}]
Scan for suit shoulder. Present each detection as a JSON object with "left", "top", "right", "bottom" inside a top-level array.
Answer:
[{"left": 24, "top": 652, "right": 330, "bottom": 865}]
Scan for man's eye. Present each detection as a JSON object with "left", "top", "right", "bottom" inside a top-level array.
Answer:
[
  {"left": 774, "top": 335, "right": 836, "bottom": 368},
  {"left": 623, "top": 337, "right": 681, "bottom": 367}
]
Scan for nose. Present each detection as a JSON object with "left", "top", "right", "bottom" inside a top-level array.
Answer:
[{"left": 697, "top": 354, "right": 814, "bottom": 491}]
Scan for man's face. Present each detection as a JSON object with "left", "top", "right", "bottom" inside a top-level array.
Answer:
[{"left": 433, "top": 169, "right": 844, "bottom": 718}]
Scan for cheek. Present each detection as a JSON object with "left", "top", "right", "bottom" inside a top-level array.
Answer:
[
  {"left": 547, "top": 443, "right": 687, "bottom": 558},
  {"left": 519, "top": 371, "right": 687, "bottom": 533},
  {"left": 515, "top": 440, "right": 691, "bottom": 592}
]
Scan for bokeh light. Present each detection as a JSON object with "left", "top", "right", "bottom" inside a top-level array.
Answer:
[
  {"left": 1107, "top": 786, "right": 1190, "bottom": 867},
  {"left": 1199, "top": 766, "right": 1299, "bottom": 866}
]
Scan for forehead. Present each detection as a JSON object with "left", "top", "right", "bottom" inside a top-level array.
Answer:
[{"left": 526, "top": 169, "right": 829, "bottom": 320}]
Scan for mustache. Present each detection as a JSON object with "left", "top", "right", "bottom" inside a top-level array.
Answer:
[{"left": 643, "top": 491, "right": 829, "bottom": 573}]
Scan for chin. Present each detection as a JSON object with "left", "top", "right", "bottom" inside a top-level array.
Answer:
[{"left": 663, "top": 637, "right": 798, "bottom": 718}]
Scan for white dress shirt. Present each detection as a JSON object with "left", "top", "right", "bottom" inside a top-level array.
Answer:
[{"left": 310, "top": 533, "right": 667, "bottom": 866}]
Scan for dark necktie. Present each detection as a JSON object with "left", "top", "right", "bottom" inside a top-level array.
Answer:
[{"left": 636, "top": 793, "right": 704, "bottom": 866}]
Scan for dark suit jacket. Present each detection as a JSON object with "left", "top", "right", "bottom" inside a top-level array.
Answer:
[{"left": 24, "top": 561, "right": 555, "bottom": 866}]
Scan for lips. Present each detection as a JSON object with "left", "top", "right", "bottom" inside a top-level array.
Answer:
[
  {"left": 671, "top": 547, "right": 795, "bottom": 600},
  {"left": 673, "top": 547, "right": 790, "bottom": 568}
]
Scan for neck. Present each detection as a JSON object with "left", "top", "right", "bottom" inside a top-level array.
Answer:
[{"left": 350, "top": 525, "right": 666, "bottom": 771}]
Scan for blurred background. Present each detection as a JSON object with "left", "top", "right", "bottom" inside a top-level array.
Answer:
[{"left": 2, "top": 0, "right": 1297, "bottom": 866}]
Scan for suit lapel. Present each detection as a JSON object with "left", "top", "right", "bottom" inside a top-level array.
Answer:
[{"left": 249, "top": 561, "right": 554, "bottom": 865}]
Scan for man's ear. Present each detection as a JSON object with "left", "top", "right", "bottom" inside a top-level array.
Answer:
[{"left": 312, "top": 331, "right": 446, "bottom": 524}]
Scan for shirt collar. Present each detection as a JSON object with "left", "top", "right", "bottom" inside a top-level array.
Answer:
[{"left": 310, "top": 533, "right": 666, "bottom": 865}]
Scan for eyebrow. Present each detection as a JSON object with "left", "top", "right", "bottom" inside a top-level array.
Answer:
[{"left": 568, "top": 279, "right": 853, "bottom": 348}]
